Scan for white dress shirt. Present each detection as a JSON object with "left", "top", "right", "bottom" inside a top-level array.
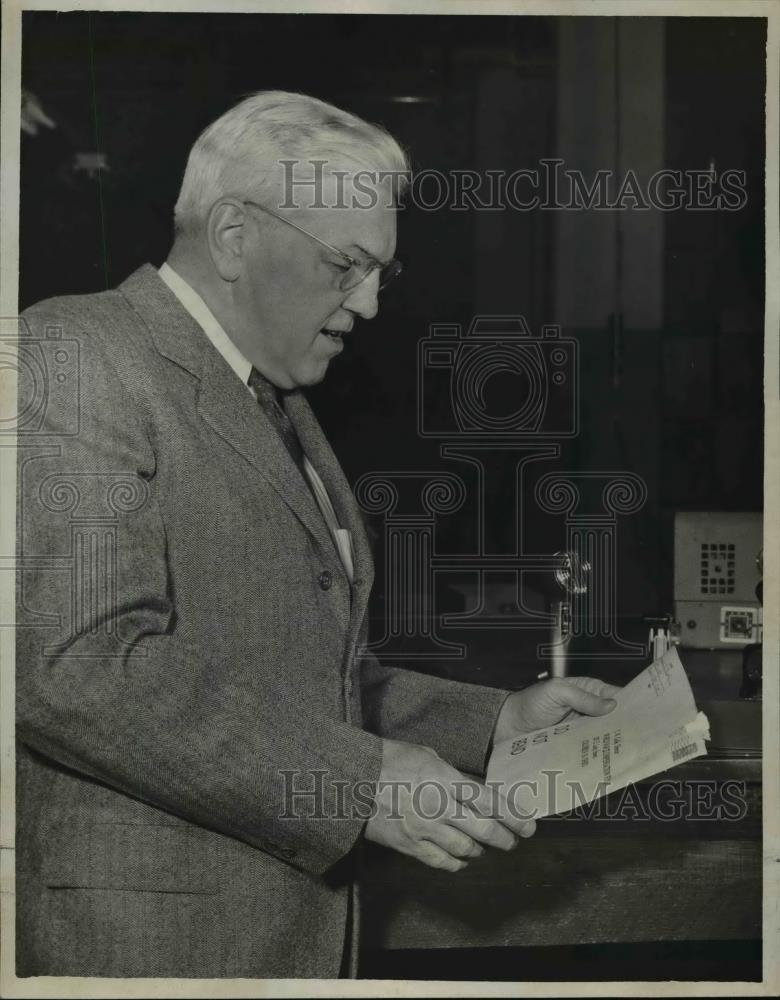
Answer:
[{"left": 159, "top": 262, "right": 354, "bottom": 583}]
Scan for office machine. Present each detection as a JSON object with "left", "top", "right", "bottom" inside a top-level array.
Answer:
[{"left": 674, "top": 511, "right": 762, "bottom": 650}]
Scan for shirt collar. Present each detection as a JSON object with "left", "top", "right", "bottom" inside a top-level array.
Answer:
[{"left": 159, "top": 262, "right": 253, "bottom": 388}]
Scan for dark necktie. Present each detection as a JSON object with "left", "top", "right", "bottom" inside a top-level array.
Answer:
[{"left": 248, "top": 366, "right": 305, "bottom": 471}]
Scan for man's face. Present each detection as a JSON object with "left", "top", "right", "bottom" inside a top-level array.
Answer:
[{"left": 232, "top": 176, "right": 397, "bottom": 390}]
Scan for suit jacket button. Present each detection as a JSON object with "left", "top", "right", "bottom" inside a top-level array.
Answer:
[{"left": 318, "top": 570, "right": 332, "bottom": 590}]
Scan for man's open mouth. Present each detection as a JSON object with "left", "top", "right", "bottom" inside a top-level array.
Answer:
[{"left": 321, "top": 328, "right": 344, "bottom": 340}]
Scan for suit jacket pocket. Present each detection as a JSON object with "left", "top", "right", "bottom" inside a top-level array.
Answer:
[{"left": 42, "top": 823, "right": 220, "bottom": 894}]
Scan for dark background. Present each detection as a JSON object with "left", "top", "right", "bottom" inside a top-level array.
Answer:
[{"left": 20, "top": 11, "right": 766, "bottom": 676}]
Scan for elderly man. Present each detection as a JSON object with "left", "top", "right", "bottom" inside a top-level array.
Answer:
[{"left": 16, "top": 91, "right": 617, "bottom": 979}]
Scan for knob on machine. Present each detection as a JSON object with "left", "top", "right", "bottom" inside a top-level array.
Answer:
[{"left": 549, "top": 550, "right": 591, "bottom": 678}]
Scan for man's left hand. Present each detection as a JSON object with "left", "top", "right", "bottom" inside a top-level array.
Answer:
[{"left": 493, "top": 676, "right": 621, "bottom": 746}]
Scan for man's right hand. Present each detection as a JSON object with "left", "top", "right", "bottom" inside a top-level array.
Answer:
[{"left": 363, "top": 739, "right": 536, "bottom": 872}]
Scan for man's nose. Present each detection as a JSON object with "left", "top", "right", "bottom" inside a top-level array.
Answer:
[{"left": 342, "top": 270, "right": 380, "bottom": 320}]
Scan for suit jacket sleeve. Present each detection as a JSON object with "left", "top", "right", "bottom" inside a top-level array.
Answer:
[
  {"left": 16, "top": 307, "right": 383, "bottom": 878},
  {"left": 360, "top": 651, "right": 511, "bottom": 775}
]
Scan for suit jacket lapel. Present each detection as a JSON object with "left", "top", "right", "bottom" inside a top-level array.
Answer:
[
  {"left": 195, "top": 367, "right": 338, "bottom": 562},
  {"left": 117, "top": 265, "right": 338, "bottom": 561}
]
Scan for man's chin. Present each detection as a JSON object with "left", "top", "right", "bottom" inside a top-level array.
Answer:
[{"left": 294, "top": 360, "right": 332, "bottom": 389}]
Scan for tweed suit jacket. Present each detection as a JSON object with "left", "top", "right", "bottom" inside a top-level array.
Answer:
[{"left": 15, "top": 263, "right": 509, "bottom": 979}]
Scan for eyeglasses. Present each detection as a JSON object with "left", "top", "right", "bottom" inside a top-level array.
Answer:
[{"left": 242, "top": 199, "right": 402, "bottom": 292}]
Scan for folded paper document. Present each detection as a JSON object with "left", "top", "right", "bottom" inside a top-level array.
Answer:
[{"left": 486, "top": 648, "right": 710, "bottom": 818}]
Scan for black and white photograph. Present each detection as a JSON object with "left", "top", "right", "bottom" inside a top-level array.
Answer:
[{"left": 1, "top": 0, "right": 778, "bottom": 995}]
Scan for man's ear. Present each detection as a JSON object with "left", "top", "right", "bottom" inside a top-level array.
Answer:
[{"left": 207, "top": 199, "right": 249, "bottom": 282}]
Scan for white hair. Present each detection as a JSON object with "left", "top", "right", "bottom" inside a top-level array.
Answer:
[{"left": 173, "top": 90, "right": 409, "bottom": 237}]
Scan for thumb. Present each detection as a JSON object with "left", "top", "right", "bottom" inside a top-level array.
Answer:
[{"left": 557, "top": 685, "right": 617, "bottom": 717}]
